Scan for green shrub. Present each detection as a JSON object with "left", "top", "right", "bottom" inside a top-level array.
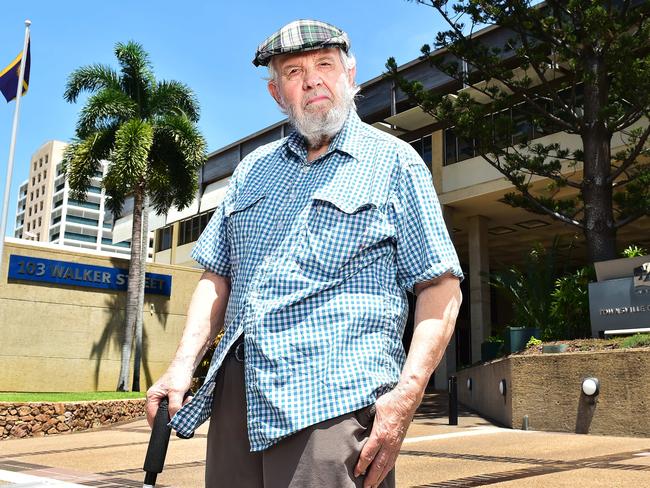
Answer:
[
  {"left": 620, "top": 333, "right": 650, "bottom": 349},
  {"left": 621, "top": 245, "right": 648, "bottom": 258},
  {"left": 526, "top": 336, "right": 542, "bottom": 348},
  {"left": 548, "top": 266, "right": 594, "bottom": 340}
]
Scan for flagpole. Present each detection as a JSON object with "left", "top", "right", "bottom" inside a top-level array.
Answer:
[{"left": 0, "top": 19, "right": 31, "bottom": 276}]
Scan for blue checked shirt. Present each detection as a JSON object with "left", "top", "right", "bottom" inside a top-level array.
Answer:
[{"left": 170, "top": 111, "right": 463, "bottom": 450}]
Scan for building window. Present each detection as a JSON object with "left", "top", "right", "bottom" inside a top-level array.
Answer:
[
  {"left": 45, "top": 155, "right": 48, "bottom": 165},
  {"left": 26, "top": 223, "right": 30, "bottom": 231},
  {"left": 178, "top": 210, "right": 214, "bottom": 246},
  {"left": 36, "top": 233, "right": 40, "bottom": 240},
  {"left": 36, "top": 188, "right": 39, "bottom": 198},
  {"left": 409, "top": 135, "right": 433, "bottom": 171},
  {"left": 38, "top": 217, "right": 41, "bottom": 226},
  {"left": 41, "top": 185, "right": 45, "bottom": 194},
  {"left": 28, "top": 207, "right": 32, "bottom": 217},
  {"left": 39, "top": 201, "right": 43, "bottom": 210},
  {"left": 39, "top": 158, "right": 43, "bottom": 168},
  {"left": 32, "top": 177, "right": 35, "bottom": 185},
  {"left": 51, "top": 232, "right": 59, "bottom": 241},
  {"left": 37, "top": 174, "right": 41, "bottom": 182},
  {"left": 156, "top": 226, "right": 173, "bottom": 252},
  {"left": 30, "top": 192, "right": 33, "bottom": 201},
  {"left": 33, "top": 162, "right": 37, "bottom": 171},
  {"left": 43, "top": 169, "right": 47, "bottom": 178}
]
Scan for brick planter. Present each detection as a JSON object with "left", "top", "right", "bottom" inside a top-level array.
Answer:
[{"left": 0, "top": 399, "right": 145, "bottom": 440}]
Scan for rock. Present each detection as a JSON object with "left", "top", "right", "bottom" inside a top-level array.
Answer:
[
  {"left": 18, "top": 406, "right": 32, "bottom": 416},
  {"left": 21, "top": 415, "right": 34, "bottom": 422},
  {"left": 31, "top": 424, "right": 43, "bottom": 434},
  {"left": 10, "top": 425, "right": 28, "bottom": 438},
  {"left": 5, "top": 416, "right": 18, "bottom": 422},
  {"left": 56, "top": 423, "right": 69, "bottom": 432},
  {"left": 47, "top": 427, "right": 58, "bottom": 434},
  {"left": 53, "top": 404, "right": 66, "bottom": 415},
  {"left": 32, "top": 431, "right": 44, "bottom": 437},
  {"left": 35, "top": 414, "right": 49, "bottom": 422},
  {"left": 44, "top": 418, "right": 58, "bottom": 428}
]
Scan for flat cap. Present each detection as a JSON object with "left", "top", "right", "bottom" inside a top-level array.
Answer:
[{"left": 253, "top": 19, "right": 350, "bottom": 67}]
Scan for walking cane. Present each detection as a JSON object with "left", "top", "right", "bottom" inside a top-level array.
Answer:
[{"left": 143, "top": 394, "right": 193, "bottom": 488}]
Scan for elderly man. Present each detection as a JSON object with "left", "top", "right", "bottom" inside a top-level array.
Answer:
[{"left": 147, "top": 20, "right": 463, "bottom": 488}]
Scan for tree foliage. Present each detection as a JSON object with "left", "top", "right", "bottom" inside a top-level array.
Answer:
[
  {"left": 63, "top": 41, "right": 207, "bottom": 390},
  {"left": 388, "top": 0, "right": 650, "bottom": 262}
]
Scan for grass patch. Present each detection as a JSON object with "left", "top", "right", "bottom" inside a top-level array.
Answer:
[
  {"left": 620, "top": 333, "right": 650, "bottom": 349},
  {"left": 0, "top": 391, "right": 146, "bottom": 403}
]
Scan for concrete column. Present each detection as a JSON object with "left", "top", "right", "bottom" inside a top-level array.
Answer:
[
  {"left": 468, "top": 215, "right": 491, "bottom": 363},
  {"left": 431, "top": 130, "right": 444, "bottom": 194},
  {"left": 170, "top": 221, "right": 180, "bottom": 265}
]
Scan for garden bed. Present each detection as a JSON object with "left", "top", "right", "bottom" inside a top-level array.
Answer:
[
  {"left": 0, "top": 398, "right": 145, "bottom": 440},
  {"left": 515, "top": 334, "right": 650, "bottom": 356}
]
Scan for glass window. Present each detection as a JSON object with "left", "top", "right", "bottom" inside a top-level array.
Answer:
[
  {"left": 444, "top": 129, "right": 457, "bottom": 166},
  {"left": 39, "top": 201, "right": 43, "bottom": 210},
  {"left": 39, "top": 158, "right": 42, "bottom": 168},
  {"left": 457, "top": 136, "right": 475, "bottom": 162},
  {"left": 422, "top": 136, "right": 432, "bottom": 170},
  {"left": 512, "top": 104, "right": 534, "bottom": 144},
  {"left": 156, "top": 226, "right": 173, "bottom": 252}
]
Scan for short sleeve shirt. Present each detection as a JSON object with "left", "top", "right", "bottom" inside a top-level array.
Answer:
[{"left": 170, "top": 111, "right": 463, "bottom": 451}]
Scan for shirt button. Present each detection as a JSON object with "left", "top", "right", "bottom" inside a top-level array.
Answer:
[{"left": 301, "top": 165, "right": 309, "bottom": 174}]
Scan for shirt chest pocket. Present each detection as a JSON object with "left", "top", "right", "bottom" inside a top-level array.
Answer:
[
  {"left": 297, "top": 191, "right": 386, "bottom": 280},
  {"left": 225, "top": 190, "right": 267, "bottom": 270}
]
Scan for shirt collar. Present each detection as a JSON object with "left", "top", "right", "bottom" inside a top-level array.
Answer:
[{"left": 284, "top": 110, "right": 365, "bottom": 163}]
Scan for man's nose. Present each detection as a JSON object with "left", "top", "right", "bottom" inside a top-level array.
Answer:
[{"left": 302, "top": 67, "right": 323, "bottom": 89}]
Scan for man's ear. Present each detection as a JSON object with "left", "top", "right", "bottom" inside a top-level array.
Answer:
[
  {"left": 347, "top": 65, "right": 357, "bottom": 88},
  {"left": 268, "top": 81, "right": 284, "bottom": 109}
]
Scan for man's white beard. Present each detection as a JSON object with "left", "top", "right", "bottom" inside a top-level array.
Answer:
[{"left": 284, "top": 75, "right": 357, "bottom": 149}]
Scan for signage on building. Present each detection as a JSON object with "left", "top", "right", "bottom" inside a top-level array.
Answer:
[
  {"left": 7, "top": 254, "right": 172, "bottom": 296},
  {"left": 589, "top": 261, "right": 650, "bottom": 337}
]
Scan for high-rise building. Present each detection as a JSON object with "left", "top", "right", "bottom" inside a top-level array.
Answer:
[{"left": 13, "top": 140, "right": 134, "bottom": 255}]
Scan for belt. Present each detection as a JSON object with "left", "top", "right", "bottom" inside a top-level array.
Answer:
[{"left": 226, "top": 336, "right": 245, "bottom": 363}]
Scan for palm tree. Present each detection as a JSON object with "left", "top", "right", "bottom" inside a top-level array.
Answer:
[{"left": 63, "top": 41, "right": 207, "bottom": 391}]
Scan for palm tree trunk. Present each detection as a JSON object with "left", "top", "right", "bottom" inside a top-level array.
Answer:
[
  {"left": 116, "top": 188, "right": 144, "bottom": 391},
  {"left": 132, "top": 192, "right": 149, "bottom": 392}
]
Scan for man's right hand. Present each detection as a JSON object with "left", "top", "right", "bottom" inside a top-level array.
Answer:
[{"left": 146, "top": 368, "right": 194, "bottom": 428}]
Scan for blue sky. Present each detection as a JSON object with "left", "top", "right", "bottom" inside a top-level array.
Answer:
[{"left": 0, "top": 0, "right": 446, "bottom": 236}]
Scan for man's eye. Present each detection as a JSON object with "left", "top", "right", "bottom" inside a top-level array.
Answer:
[{"left": 286, "top": 68, "right": 302, "bottom": 79}]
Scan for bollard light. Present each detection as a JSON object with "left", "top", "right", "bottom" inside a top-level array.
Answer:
[
  {"left": 467, "top": 378, "right": 472, "bottom": 390},
  {"left": 582, "top": 377, "right": 600, "bottom": 396},
  {"left": 499, "top": 379, "right": 507, "bottom": 396}
]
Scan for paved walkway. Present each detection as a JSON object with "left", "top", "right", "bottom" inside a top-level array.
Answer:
[{"left": 1, "top": 394, "right": 649, "bottom": 487}]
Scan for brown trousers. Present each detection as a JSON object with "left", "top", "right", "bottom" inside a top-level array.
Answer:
[{"left": 205, "top": 346, "right": 396, "bottom": 488}]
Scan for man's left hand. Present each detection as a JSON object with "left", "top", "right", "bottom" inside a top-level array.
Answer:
[{"left": 354, "top": 386, "right": 419, "bottom": 487}]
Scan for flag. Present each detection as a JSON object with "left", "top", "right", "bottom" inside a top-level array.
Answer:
[{"left": 0, "top": 38, "right": 30, "bottom": 103}]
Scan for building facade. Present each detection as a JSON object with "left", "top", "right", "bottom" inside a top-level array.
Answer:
[
  {"left": 14, "top": 140, "right": 135, "bottom": 256},
  {"left": 113, "top": 25, "right": 649, "bottom": 371}
]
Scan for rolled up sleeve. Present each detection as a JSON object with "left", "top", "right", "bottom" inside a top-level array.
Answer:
[{"left": 394, "top": 155, "right": 463, "bottom": 293}]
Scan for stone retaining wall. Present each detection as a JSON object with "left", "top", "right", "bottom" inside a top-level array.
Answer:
[{"left": 0, "top": 399, "right": 145, "bottom": 440}]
